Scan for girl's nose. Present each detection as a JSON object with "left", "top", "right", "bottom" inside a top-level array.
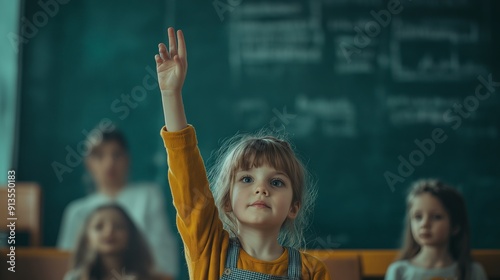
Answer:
[
  {"left": 255, "top": 184, "right": 269, "bottom": 196},
  {"left": 421, "top": 216, "right": 431, "bottom": 227},
  {"left": 102, "top": 224, "right": 114, "bottom": 235}
]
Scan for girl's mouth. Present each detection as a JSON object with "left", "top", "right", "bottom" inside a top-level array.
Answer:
[
  {"left": 419, "top": 233, "right": 432, "bottom": 239},
  {"left": 250, "top": 201, "right": 270, "bottom": 208}
]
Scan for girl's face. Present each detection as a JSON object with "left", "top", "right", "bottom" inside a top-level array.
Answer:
[
  {"left": 87, "top": 209, "right": 129, "bottom": 255},
  {"left": 229, "top": 163, "right": 299, "bottom": 231},
  {"left": 86, "top": 141, "right": 129, "bottom": 188},
  {"left": 410, "top": 193, "right": 452, "bottom": 248}
]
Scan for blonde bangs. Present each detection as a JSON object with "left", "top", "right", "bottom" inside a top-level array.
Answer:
[{"left": 230, "top": 138, "right": 296, "bottom": 179}]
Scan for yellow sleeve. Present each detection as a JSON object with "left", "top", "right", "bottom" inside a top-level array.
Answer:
[
  {"left": 159, "top": 125, "right": 227, "bottom": 266},
  {"left": 312, "top": 263, "right": 331, "bottom": 280},
  {"left": 301, "top": 252, "right": 332, "bottom": 280}
]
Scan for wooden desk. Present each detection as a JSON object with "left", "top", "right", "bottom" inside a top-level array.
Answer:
[
  {"left": 307, "top": 249, "right": 500, "bottom": 280},
  {"left": 1, "top": 248, "right": 498, "bottom": 280}
]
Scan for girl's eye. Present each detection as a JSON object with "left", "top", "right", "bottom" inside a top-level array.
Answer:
[
  {"left": 241, "top": 176, "right": 252, "bottom": 183},
  {"left": 414, "top": 214, "right": 422, "bottom": 220},
  {"left": 94, "top": 222, "right": 104, "bottom": 231},
  {"left": 271, "top": 178, "right": 285, "bottom": 187},
  {"left": 433, "top": 214, "right": 443, "bottom": 220},
  {"left": 112, "top": 151, "right": 125, "bottom": 160}
]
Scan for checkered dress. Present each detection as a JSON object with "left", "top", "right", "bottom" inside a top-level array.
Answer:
[{"left": 220, "top": 238, "right": 302, "bottom": 280}]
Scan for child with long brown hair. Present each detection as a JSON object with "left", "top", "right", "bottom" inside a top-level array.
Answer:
[
  {"left": 385, "top": 179, "right": 488, "bottom": 280},
  {"left": 64, "top": 205, "right": 165, "bottom": 280}
]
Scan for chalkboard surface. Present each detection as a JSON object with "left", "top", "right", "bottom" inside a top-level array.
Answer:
[{"left": 17, "top": 0, "right": 499, "bottom": 262}]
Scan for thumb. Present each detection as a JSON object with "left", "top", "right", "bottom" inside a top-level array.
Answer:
[{"left": 154, "top": 54, "right": 163, "bottom": 69}]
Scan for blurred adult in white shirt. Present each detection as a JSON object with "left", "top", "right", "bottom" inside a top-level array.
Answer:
[{"left": 57, "top": 127, "right": 179, "bottom": 279}]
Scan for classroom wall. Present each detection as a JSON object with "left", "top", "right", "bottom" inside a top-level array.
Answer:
[
  {"left": 14, "top": 0, "right": 500, "bottom": 278},
  {"left": 0, "top": 0, "right": 22, "bottom": 184}
]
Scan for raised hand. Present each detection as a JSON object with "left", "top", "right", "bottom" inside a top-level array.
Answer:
[{"left": 155, "top": 27, "right": 188, "bottom": 96}]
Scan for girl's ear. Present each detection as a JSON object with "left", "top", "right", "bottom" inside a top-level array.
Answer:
[
  {"left": 452, "top": 225, "right": 461, "bottom": 235},
  {"left": 287, "top": 201, "right": 300, "bottom": 219}
]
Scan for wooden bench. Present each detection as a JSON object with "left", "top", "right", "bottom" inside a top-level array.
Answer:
[
  {"left": 307, "top": 249, "right": 500, "bottom": 280},
  {"left": 0, "top": 248, "right": 71, "bottom": 280},
  {"left": 0, "top": 183, "right": 42, "bottom": 246},
  {"left": 0, "top": 248, "right": 498, "bottom": 279}
]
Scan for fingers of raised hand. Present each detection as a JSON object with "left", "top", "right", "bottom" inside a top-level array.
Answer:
[
  {"left": 168, "top": 27, "right": 177, "bottom": 58},
  {"left": 177, "top": 29, "right": 187, "bottom": 60},
  {"left": 154, "top": 54, "right": 163, "bottom": 68},
  {"left": 158, "top": 43, "right": 169, "bottom": 61},
  {"left": 155, "top": 27, "right": 187, "bottom": 69}
]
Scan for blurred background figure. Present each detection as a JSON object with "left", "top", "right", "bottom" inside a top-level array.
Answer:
[
  {"left": 57, "top": 127, "right": 178, "bottom": 279},
  {"left": 385, "top": 179, "right": 487, "bottom": 280},
  {"left": 64, "top": 204, "right": 166, "bottom": 280}
]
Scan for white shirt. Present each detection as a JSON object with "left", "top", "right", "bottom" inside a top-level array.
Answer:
[
  {"left": 57, "top": 183, "right": 179, "bottom": 277},
  {"left": 385, "top": 260, "right": 488, "bottom": 280}
]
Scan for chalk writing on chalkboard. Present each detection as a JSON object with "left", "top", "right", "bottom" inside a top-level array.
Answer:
[
  {"left": 390, "top": 19, "right": 489, "bottom": 82},
  {"left": 289, "top": 95, "right": 357, "bottom": 138},
  {"left": 229, "top": 2, "right": 324, "bottom": 83},
  {"left": 386, "top": 96, "right": 459, "bottom": 126}
]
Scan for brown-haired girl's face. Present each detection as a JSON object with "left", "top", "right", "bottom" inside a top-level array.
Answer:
[
  {"left": 86, "top": 141, "right": 129, "bottom": 188},
  {"left": 229, "top": 163, "right": 299, "bottom": 229},
  {"left": 87, "top": 209, "right": 129, "bottom": 255},
  {"left": 410, "top": 193, "right": 452, "bottom": 248}
]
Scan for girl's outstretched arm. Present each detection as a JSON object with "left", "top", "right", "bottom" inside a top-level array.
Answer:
[
  {"left": 155, "top": 27, "right": 188, "bottom": 132},
  {"left": 156, "top": 28, "right": 227, "bottom": 275}
]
